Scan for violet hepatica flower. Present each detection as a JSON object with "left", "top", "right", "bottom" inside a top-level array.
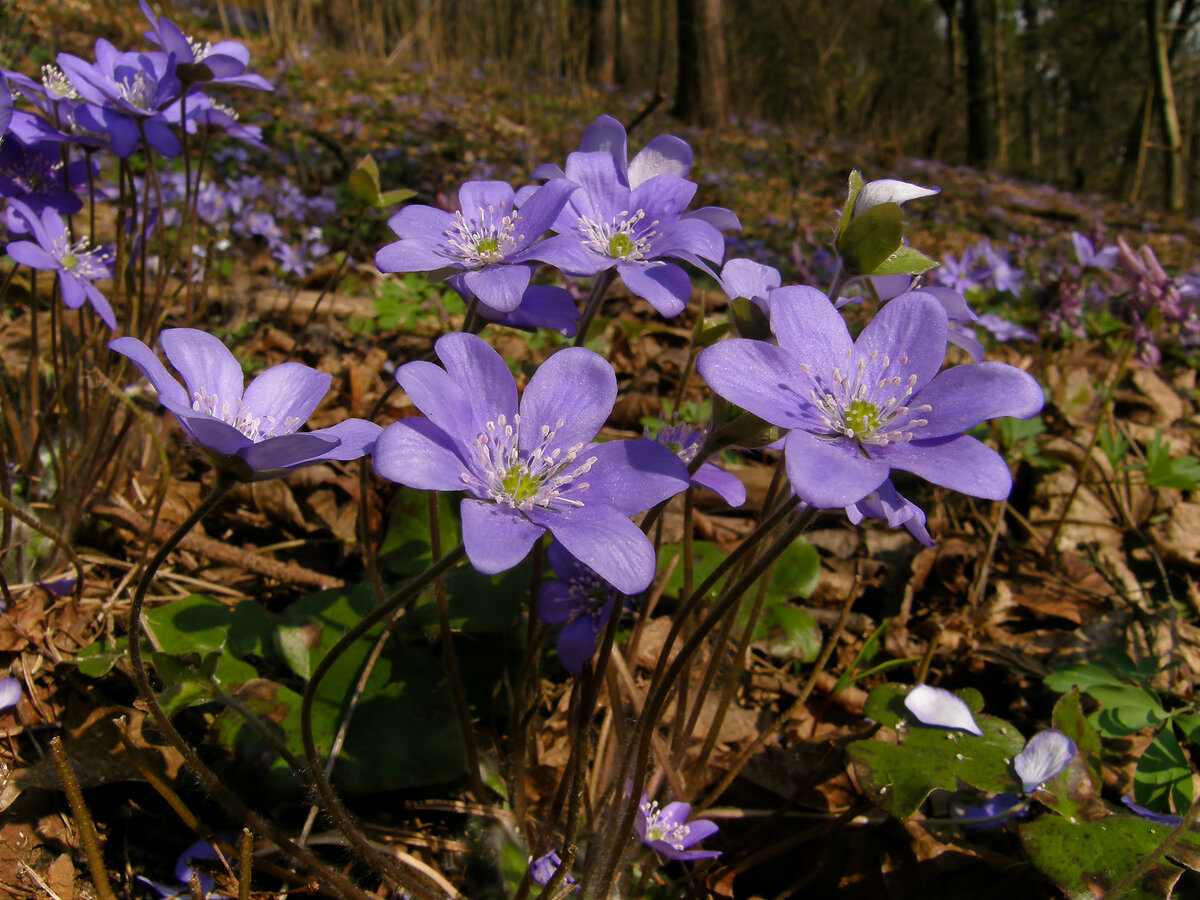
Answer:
[
  {"left": 138, "top": 838, "right": 229, "bottom": 900},
  {"left": 903, "top": 683, "right": 983, "bottom": 736},
  {"left": 110, "top": 329, "right": 382, "bottom": 482},
  {"left": 1071, "top": 232, "right": 1118, "bottom": 272},
  {"left": 635, "top": 795, "right": 720, "bottom": 861},
  {"left": 6, "top": 198, "right": 116, "bottom": 329},
  {"left": 537, "top": 541, "right": 623, "bottom": 674},
  {"left": 530, "top": 150, "right": 726, "bottom": 318},
  {"left": 649, "top": 420, "right": 745, "bottom": 507},
  {"left": 375, "top": 178, "right": 577, "bottom": 313},
  {"left": 696, "top": 289, "right": 1044, "bottom": 510},
  {"left": 372, "top": 333, "right": 689, "bottom": 593},
  {"left": 139, "top": 0, "right": 272, "bottom": 90},
  {"left": 844, "top": 479, "right": 932, "bottom": 547},
  {"left": 530, "top": 850, "right": 579, "bottom": 891},
  {"left": 1013, "top": 729, "right": 1076, "bottom": 793}
]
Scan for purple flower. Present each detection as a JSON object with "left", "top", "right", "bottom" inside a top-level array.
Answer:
[
  {"left": 935, "top": 249, "right": 981, "bottom": 294},
  {"left": 1013, "top": 730, "right": 1076, "bottom": 793},
  {"left": 139, "top": 0, "right": 272, "bottom": 90},
  {"left": 950, "top": 793, "right": 1026, "bottom": 830},
  {"left": 634, "top": 795, "right": 720, "bottom": 861},
  {"left": 696, "top": 289, "right": 1044, "bottom": 509},
  {"left": 375, "top": 179, "right": 576, "bottom": 312},
  {"left": 530, "top": 850, "right": 579, "bottom": 891},
  {"left": 1122, "top": 795, "right": 1184, "bottom": 826},
  {"left": 57, "top": 41, "right": 182, "bottom": 157},
  {"left": 0, "top": 71, "right": 11, "bottom": 139},
  {"left": 138, "top": 838, "right": 229, "bottom": 899},
  {"left": 976, "top": 313, "right": 1036, "bottom": 343},
  {"left": 903, "top": 683, "right": 983, "bottom": 736},
  {"left": 530, "top": 151, "right": 725, "bottom": 318},
  {"left": 372, "top": 333, "right": 688, "bottom": 593},
  {"left": 649, "top": 420, "right": 745, "bottom": 507},
  {"left": 976, "top": 241, "right": 1024, "bottom": 295},
  {"left": 0, "top": 677, "right": 22, "bottom": 712},
  {"left": 110, "top": 329, "right": 382, "bottom": 482},
  {"left": 5, "top": 198, "right": 116, "bottom": 329},
  {"left": 844, "top": 480, "right": 932, "bottom": 546},
  {"left": 537, "top": 542, "right": 624, "bottom": 674},
  {"left": 446, "top": 275, "right": 579, "bottom": 336},
  {"left": 163, "top": 93, "right": 267, "bottom": 150},
  {"left": 0, "top": 133, "right": 89, "bottom": 224},
  {"left": 1071, "top": 232, "right": 1118, "bottom": 271}
]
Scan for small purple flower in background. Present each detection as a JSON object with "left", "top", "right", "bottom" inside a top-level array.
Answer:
[
  {"left": 376, "top": 178, "right": 577, "bottom": 312},
  {"left": 5, "top": 198, "right": 116, "bottom": 329},
  {"left": 936, "top": 248, "right": 981, "bottom": 295},
  {"left": 903, "top": 683, "right": 983, "bottom": 736},
  {"left": 844, "top": 480, "right": 933, "bottom": 547},
  {"left": 976, "top": 240, "right": 1024, "bottom": 295},
  {"left": 373, "top": 333, "right": 689, "bottom": 593},
  {"left": 1013, "top": 730, "right": 1076, "bottom": 793},
  {"left": 649, "top": 420, "right": 745, "bottom": 507},
  {"left": 697, "top": 289, "right": 1045, "bottom": 510},
  {"left": 530, "top": 150, "right": 727, "bottom": 318},
  {"left": 1072, "top": 232, "right": 1119, "bottom": 271},
  {"left": 0, "top": 133, "right": 90, "bottom": 226},
  {"left": 530, "top": 850, "right": 579, "bottom": 891},
  {"left": 634, "top": 795, "right": 721, "bottom": 861},
  {"left": 537, "top": 541, "right": 623, "bottom": 674},
  {"left": 0, "top": 677, "right": 22, "bottom": 712},
  {"left": 110, "top": 329, "right": 382, "bottom": 482},
  {"left": 138, "top": 838, "right": 229, "bottom": 900},
  {"left": 976, "top": 313, "right": 1037, "bottom": 343}
]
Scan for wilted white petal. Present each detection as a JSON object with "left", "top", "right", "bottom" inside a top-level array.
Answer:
[
  {"left": 0, "top": 677, "right": 21, "bottom": 710},
  {"left": 904, "top": 684, "right": 983, "bottom": 736},
  {"left": 1014, "top": 729, "right": 1076, "bottom": 793},
  {"left": 854, "top": 179, "right": 939, "bottom": 216}
]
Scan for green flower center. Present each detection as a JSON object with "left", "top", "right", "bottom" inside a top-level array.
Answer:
[
  {"left": 608, "top": 232, "right": 635, "bottom": 258},
  {"left": 844, "top": 398, "right": 885, "bottom": 437},
  {"left": 502, "top": 465, "right": 543, "bottom": 502}
]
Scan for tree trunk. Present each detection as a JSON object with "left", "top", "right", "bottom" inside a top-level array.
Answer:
[
  {"left": 672, "top": 0, "right": 701, "bottom": 121},
  {"left": 698, "top": 0, "right": 729, "bottom": 124},
  {"left": 588, "top": 0, "right": 620, "bottom": 86},
  {"left": 961, "top": 0, "right": 990, "bottom": 167},
  {"left": 1146, "top": 0, "right": 1187, "bottom": 212}
]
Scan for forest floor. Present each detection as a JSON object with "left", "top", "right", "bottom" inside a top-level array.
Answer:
[{"left": 4, "top": 2, "right": 1200, "bottom": 899}]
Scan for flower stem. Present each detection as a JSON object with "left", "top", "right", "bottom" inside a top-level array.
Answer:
[
  {"left": 50, "top": 736, "right": 119, "bottom": 900},
  {"left": 574, "top": 270, "right": 617, "bottom": 347},
  {"left": 125, "top": 474, "right": 383, "bottom": 900}
]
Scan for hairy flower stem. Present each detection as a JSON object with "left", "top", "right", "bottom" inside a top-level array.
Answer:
[
  {"left": 299, "top": 542, "right": 466, "bottom": 898},
  {"left": 50, "top": 736, "right": 119, "bottom": 900},
  {"left": 585, "top": 503, "right": 812, "bottom": 898},
  {"left": 573, "top": 270, "right": 617, "bottom": 347},
  {"left": 427, "top": 492, "right": 488, "bottom": 802},
  {"left": 125, "top": 475, "right": 382, "bottom": 900}
]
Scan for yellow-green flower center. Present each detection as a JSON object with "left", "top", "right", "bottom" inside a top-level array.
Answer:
[{"left": 844, "top": 398, "right": 884, "bottom": 436}]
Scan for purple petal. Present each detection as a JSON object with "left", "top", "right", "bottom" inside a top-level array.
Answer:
[
  {"left": 579, "top": 440, "right": 689, "bottom": 516},
  {"left": 904, "top": 683, "right": 983, "bottom": 736},
  {"left": 385, "top": 204, "right": 455, "bottom": 241},
  {"left": 1014, "top": 730, "right": 1076, "bottom": 793},
  {"left": 462, "top": 264, "right": 530, "bottom": 313},
  {"left": 237, "top": 432, "right": 341, "bottom": 476},
  {"left": 375, "top": 237, "right": 454, "bottom": 273},
  {"left": 768, "top": 287, "right": 854, "bottom": 383},
  {"left": 510, "top": 178, "right": 577, "bottom": 247},
  {"left": 79, "top": 280, "right": 117, "bottom": 330},
  {"left": 394, "top": 359, "right": 477, "bottom": 446},
  {"left": 909, "top": 362, "right": 1045, "bottom": 441},
  {"left": 686, "top": 206, "right": 741, "bottom": 232},
  {"left": 617, "top": 261, "right": 691, "bottom": 317},
  {"left": 557, "top": 616, "right": 601, "bottom": 674},
  {"left": 1122, "top": 795, "right": 1184, "bottom": 826},
  {"left": 160, "top": 329, "right": 244, "bottom": 412},
  {"left": 784, "top": 430, "right": 889, "bottom": 508},
  {"left": 0, "top": 677, "right": 22, "bottom": 711},
  {"left": 461, "top": 499, "right": 544, "bottom": 574},
  {"left": 531, "top": 504, "right": 656, "bottom": 595},
  {"left": 5, "top": 240, "right": 57, "bottom": 270},
  {"left": 109, "top": 337, "right": 190, "bottom": 408},
  {"left": 563, "top": 150, "right": 628, "bottom": 221},
  {"left": 654, "top": 218, "right": 724, "bottom": 264},
  {"left": 434, "top": 332, "right": 519, "bottom": 438},
  {"left": 522, "top": 233, "right": 610, "bottom": 276},
  {"left": 579, "top": 114, "right": 628, "bottom": 167},
  {"left": 875, "top": 435, "right": 1014, "bottom": 501},
  {"left": 692, "top": 462, "right": 746, "bottom": 507},
  {"left": 517, "top": 347, "right": 615, "bottom": 456},
  {"left": 240, "top": 362, "right": 331, "bottom": 434},
  {"left": 720, "top": 258, "right": 781, "bottom": 302},
  {"left": 169, "top": 410, "right": 253, "bottom": 455},
  {"left": 630, "top": 173, "right": 698, "bottom": 219},
  {"left": 679, "top": 818, "right": 720, "bottom": 845},
  {"left": 697, "top": 338, "right": 814, "bottom": 431},
  {"left": 855, "top": 292, "right": 948, "bottom": 394},
  {"left": 58, "top": 273, "right": 87, "bottom": 310},
  {"left": 457, "top": 180, "right": 515, "bottom": 218},
  {"left": 373, "top": 419, "right": 468, "bottom": 491},
  {"left": 628, "top": 135, "right": 693, "bottom": 187},
  {"left": 304, "top": 418, "right": 382, "bottom": 461},
  {"left": 536, "top": 581, "right": 575, "bottom": 625}
]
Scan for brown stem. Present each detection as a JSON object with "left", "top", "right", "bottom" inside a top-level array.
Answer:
[{"left": 50, "top": 736, "right": 119, "bottom": 900}]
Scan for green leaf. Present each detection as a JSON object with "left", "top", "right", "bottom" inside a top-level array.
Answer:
[
  {"left": 1136, "top": 431, "right": 1200, "bottom": 491},
  {"left": 73, "top": 638, "right": 128, "bottom": 678},
  {"left": 378, "top": 487, "right": 460, "bottom": 576},
  {"left": 1092, "top": 705, "right": 1167, "bottom": 738},
  {"left": 1021, "top": 815, "right": 1200, "bottom": 900},
  {"left": 863, "top": 244, "right": 939, "bottom": 277},
  {"left": 848, "top": 712, "right": 1026, "bottom": 818},
  {"left": 347, "top": 153, "right": 381, "bottom": 205},
  {"left": 1135, "top": 726, "right": 1194, "bottom": 815},
  {"left": 836, "top": 202, "right": 902, "bottom": 275},
  {"left": 409, "top": 563, "right": 526, "bottom": 635},
  {"left": 1052, "top": 690, "right": 1103, "bottom": 793},
  {"left": 1044, "top": 663, "right": 1128, "bottom": 694},
  {"left": 757, "top": 604, "right": 821, "bottom": 662},
  {"left": 658, "top": 541, "right": 726, "bottom": 603},
  {"left": 376, "top": 187, "right": 417, "bottom": 208},
  {"left": 1042, "top": 690, "right": 1104, "bottom": 820},
  {"left": 764, "top": 539, "right": 820, "bottom": 601},
  {"left": 836, "top": 170, "right": 865, "bottom": 242},
  {"left": 143, "top": 594, "right": 234, "bottom": 655}
]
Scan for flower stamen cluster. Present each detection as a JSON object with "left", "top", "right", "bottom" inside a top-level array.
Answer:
[
  {"left": 40, "top": 64, "right": 79, "bottom": 100},
  {"left": 463, "top": 413, "right": 597, "bottom": 512},
  {"left": 805, "top": 351, "right": 931, "bottom": 447},
  {"left": 639, "top": 799, "right": 693, "bottom": 852},
  {"left": 51, "top": 233, "right": 109, "bottom": 279},
  {"left": 191, "top": 387, "right": 302, "bottom": 441},
  {"left": 445, "top": 203, "right": 524, "bottom": 266},
  {"left": 577, "top": 208, "right": 657, "bottom": 261}
]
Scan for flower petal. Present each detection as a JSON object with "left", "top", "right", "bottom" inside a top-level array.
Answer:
[
  {"left": 616, "top": 261, "right": 691, "bottom": 317},
  {"left": 460, "top": 499, "right": 544, "bottom": 574},
  {"left": 768, "top": 287, "right": 854, "bottom": 384},
  {"left": 518, "top": 347, "right": 615, "bottom": 456},
  {"left": 373, "top": 419, "right": 468, "bottom": 491},
  {"left": 697, "top": 338, "right": 816, "bottom": 431},
  {"left": 557, "top": 615, "right": 603, "bottom": 674},
  {"left": 904, "top": 683, "right": 983, "bottom": 736},
  {"left": 628, "top": 135, "right": 693, "bottom": 187},
  {"left": 531, "top": 504, "right": 656, "bottom": 595},
  {"left": 237, "top": 432, "right": 341, "bottom": 476},
  {"left": 462, "top": 263, "right": 530, "bottom": 313},
  {"left": 784, "top": 430, "right": 889, "bottom": 508},
  {"left": 434, "top": 332, "right": 519, "bottom": 438},
  {"left": 240, "top": 362, "right": 331, "bottom": 434},
  {"left": 160, "top": 328, "right": 244, "bottom": 412},
  {"left": 854, "top": 178, "right": 939, "bottom": 215},
  {"left": 304, "top": 418, "right": 382, "bottom": 461},
  {"left": 536, "top": 581, "right": 575, "bottom": 625},
  {"left": 579, "top": 440, "right": 689, "bottom": 516},
  {"left": 692, "top": 462, "right": 746, "bottom": 507},
  {"left": 909, "top": 362, "right": 1045, "bottom": 441},
  {"left": 109, "top": 336, "right": 190, "bottom": 408},
  {"left": 874, "top": 434, "right": 1013, "bottom": 501},
  {"left": 855, "top": 292, "right": 947, "bottom": 393},
  {"left": 0, "top": 677, "right": 22, "bottom": 710},
  {"left": 1014, "top": 730, "right": 1076, "bottom": 793}
]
